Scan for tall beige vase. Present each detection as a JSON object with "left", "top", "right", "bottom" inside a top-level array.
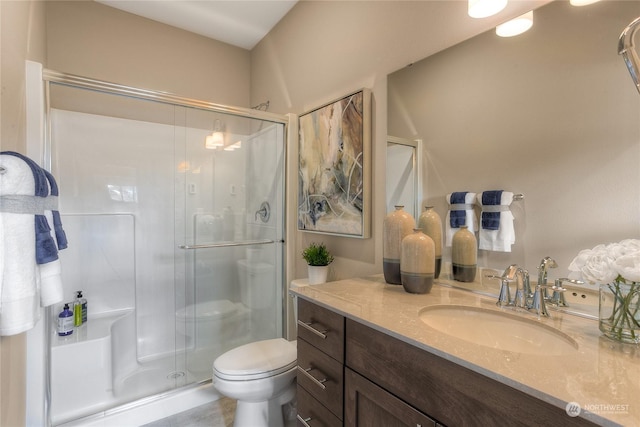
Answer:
[
  {"left": 452, "top": 225, "right": 477, "bottom": 282},
  {"left": 401, "top": 229, "right": 435, "bottom": 294},
  {"left": 383, "top": 206, "right": 415, "bottom": 284},
  {"left": 418, "top": 206, "right": 442, "bottom": 279}
]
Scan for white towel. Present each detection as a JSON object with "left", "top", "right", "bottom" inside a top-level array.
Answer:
[
  {"left": 0, "top": 155, "right": 40, "bottom": 336},
  {"left": 41, "top": 199, "right": 64, "bottom": 307},
  {"left": 445, "top": 192, "right": 478, "bottom": 246},
  {"left": 476, "top": 191, "right": 515, "bottom": 252}
]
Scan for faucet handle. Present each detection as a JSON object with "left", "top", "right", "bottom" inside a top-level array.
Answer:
[
  {"left": 488, "top": 274, "right": 514, "bottom": 307},
  {"left": 530, "top": 283, "right": 551, "bottom": 317},
  {"left": 549, "top": 278, "right": 584, "bottom": 307}
]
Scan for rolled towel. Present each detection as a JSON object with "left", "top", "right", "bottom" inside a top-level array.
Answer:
[
  {"left": 1, "top": 151, "right": 58, "bottom": 264},
  {"left": 477, "top": 191, "right": 515, "bottom": 252},
  {"left": 0, "top": 154, "right": 40, "bottom": 335},
  {"left": 445, "top": 192, "right": 477, "bottom": 246}
]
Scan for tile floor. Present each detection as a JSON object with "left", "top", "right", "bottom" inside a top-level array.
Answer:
[
  {"left": 141, "top": 398, "right": 237, "bottom": 427},
  {"left": 142, "top": 397, "right": 298, "bottom": 427}
]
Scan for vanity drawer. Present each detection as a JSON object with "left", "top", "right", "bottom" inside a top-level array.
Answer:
[
  {"left": 297, "top": 337, "right": 344, "bottom": 419},
  {"left": 296, "top": 385, "right": 342, "bottom": 427},
  {"left": 297, "top": 298, "right": 344, "bottom": 362}
]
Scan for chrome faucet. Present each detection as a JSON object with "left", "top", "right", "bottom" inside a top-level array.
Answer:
[{"left": 537, "top": 256, "right": 558, "bottom": 301}]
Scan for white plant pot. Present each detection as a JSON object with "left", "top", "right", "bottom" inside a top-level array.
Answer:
[{"left": 308, "top": 265, "right": 329, "bottom": 285}]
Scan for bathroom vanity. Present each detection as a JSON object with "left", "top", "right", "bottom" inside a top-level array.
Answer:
[{"left": 292, "top": 275, "right": 640, "bottom": 426}]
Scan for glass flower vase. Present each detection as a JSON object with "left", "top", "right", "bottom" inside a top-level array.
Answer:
[{"left": 599, "top": 281, "right": 640, "bottom": 344}]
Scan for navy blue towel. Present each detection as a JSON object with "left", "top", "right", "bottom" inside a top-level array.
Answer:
[
  {"left": 449, "top": 192, "right": 468, "bottom": 228},
  {"left": 481, "top": 190, "right": 503, "bottom": 231},
  {"left": 43, "top": 170, "right": 68, "bottom": 250},
  {"left": 1, "top": 151, "right": 59, "bottom": 264}
]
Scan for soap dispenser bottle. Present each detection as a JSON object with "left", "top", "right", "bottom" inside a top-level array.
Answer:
[
  {"left": 74, "top": 291, "right": 87, "bottom": 326},
  {"left": 57, "top": 303, "right": 74, "bottom": 336}
]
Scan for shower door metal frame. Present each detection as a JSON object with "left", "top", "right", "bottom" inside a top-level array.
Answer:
[{"left": 40, "top": 68, "right": 292, "bottom": 426}]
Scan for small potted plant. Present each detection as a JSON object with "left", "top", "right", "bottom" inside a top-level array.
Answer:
[{"left": 302, "top": 242, "right": 334, "bottom": 285}]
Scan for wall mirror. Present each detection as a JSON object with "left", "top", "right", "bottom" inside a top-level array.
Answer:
[
  {"left": 386, "top": 136, "right": 421, "bottom": 220},
  {"left": 387, "top": 0, "right": 640, "bottom": 315}
]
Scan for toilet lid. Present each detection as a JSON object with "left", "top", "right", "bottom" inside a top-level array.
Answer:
[{"left": 213, "top": 338, "right": 297, "bottom": 381}]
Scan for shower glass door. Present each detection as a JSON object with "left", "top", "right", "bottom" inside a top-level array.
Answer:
[
  {"left": 47, "top": 81, "right": 285, "bottom": 425},
  {"left": 177, "top": 106, "right": 285, "bottom": 382}
]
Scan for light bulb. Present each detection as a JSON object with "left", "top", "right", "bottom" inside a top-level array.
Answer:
[
  {"left": 468, "top": 0, "right": 507, "bottom": 19},
  {"left": 569, "top": 0, "right": 600, "bottom": 6},
  {"left": 496, "top": 11, "right": 533, "bottom": 37}
]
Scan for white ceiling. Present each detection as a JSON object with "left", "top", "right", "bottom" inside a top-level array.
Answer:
[{"left": 96, "top": 0, "right": 298, "bottom": 50}]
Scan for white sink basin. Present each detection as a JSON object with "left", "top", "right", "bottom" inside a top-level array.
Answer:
[{"left": 419, "top": 305, "right": 579, "bottom": 355}]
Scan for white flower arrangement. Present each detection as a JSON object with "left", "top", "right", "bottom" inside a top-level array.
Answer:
[
  {"left": 568, "top": 239, "right": 640, "bottom": 284},
  {"left": 569, "top": 239, "right": 640, "bottom": 343}
]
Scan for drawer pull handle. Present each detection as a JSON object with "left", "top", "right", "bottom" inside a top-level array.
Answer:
[
  {"left": 297, "top": 320, "right": 328, "bottom": 339},
  {"left": 296, "top": 414, "right": 313, "bottom": 427},
  {"left": 297, "top": 366, "right": 327, "bottom": 390}
]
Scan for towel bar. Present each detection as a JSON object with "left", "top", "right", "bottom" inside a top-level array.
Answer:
[{"left": 179, "top": 239, "right": 276, "bottom": 249}]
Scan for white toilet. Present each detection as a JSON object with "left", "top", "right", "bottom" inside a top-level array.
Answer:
[
  {"left": 213, "top": 279, "right": 308, "bottom": 427},
  {"left": 213, "top": 337, "right": 297, "bottom": 427}
]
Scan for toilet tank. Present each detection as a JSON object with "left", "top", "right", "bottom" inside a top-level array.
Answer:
[{"left": 236, "top": 260, "right": 275, "bottom": 309}]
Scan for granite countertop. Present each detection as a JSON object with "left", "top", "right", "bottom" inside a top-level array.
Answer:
[{"left": 290, "top": 274, "right": 640, "bottom": 426}]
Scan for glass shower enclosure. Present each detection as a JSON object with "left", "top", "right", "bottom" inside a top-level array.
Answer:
[{"left": 44, "top": 72, "right": 287, "bottom": 425}]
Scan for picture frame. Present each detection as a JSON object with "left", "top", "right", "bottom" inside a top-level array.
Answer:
[{"left": 298, "top": 89, "right": 371, "bottom": 238}]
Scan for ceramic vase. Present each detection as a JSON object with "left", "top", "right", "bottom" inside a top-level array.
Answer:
[
  {"left": 308, "top": 265, "right": 329, "bottom": 285},
  {"left": 452, "top": 225, "right": 477, "bottom": 282},
  {"left": 401, "top": 229, "right": 435, "bottom": 294},
  {"left": 383, "top": 206, "right": 415, "bottom": 284},
  {"left": 418, "top": 206, "right": 443, "bottom": 279}
]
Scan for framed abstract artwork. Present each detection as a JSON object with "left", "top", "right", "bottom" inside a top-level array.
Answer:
[{"left": 298, "top": 89, "right": 371, "bottom": 238}]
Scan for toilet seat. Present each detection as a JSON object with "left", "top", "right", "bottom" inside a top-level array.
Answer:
[{"left": 213, "top": 338, "right": 296, "bottom": 381}]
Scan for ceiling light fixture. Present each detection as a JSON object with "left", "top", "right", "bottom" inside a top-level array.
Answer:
[
  {"left": 223, "top": 141, "right": 242, "bottom": 151},
  {"left": 468, "top": 0, "right": 508, "bottom": 19},
  {"left": 496, "top": 11, "right": 533, "bottom": 37},
  {"left": 569, "top": 0, "right": 601, "bottom": 6},
  {"left": 205, "top": 119, "right": 225, "bottom": 149}
]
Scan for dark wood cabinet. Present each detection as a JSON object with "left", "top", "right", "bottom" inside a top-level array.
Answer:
[
  {"left": 297, "top": 299, "right": 598, "bottom": 427},
  {"left": 345, "top": 368, "right": 436, "bottom": 427},
  {"left": 296, "top": 299, "right": 345, "bottom": 426}
]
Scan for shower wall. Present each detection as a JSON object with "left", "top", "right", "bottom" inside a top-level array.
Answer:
[{"left": 47, "top": 85, "right": 286, "bottom": 425}]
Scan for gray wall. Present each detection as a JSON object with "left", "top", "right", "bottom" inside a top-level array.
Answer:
[
  {"left": 45, "top": 1, "right": 251, "bottom": 107},
  {"left": 250, "top": 0, "right": 548, "bottom": 281},
  {"left": 0, "top": 1, "right": 47, "bottom": 425},
  {"left": 388, "top": 0, "right": 640, "bottom": 273}
]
